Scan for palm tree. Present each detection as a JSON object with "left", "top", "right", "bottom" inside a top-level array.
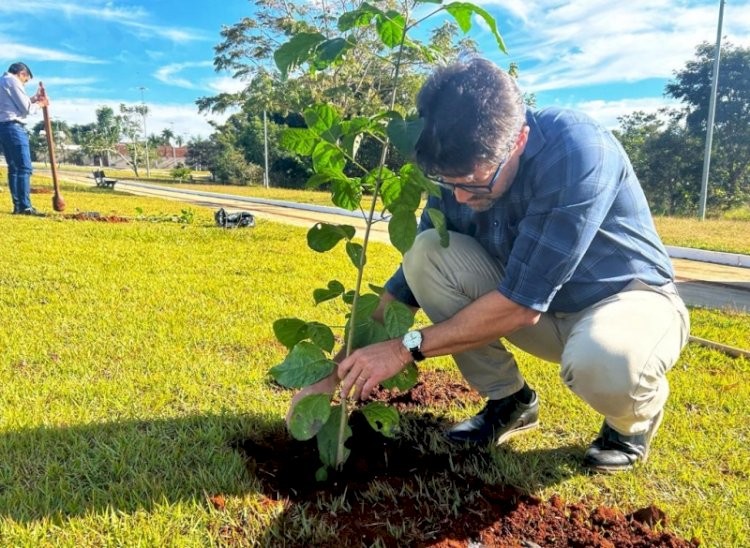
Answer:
[{"left": 161, "top": 128, "right": 176, "bottom": 164}]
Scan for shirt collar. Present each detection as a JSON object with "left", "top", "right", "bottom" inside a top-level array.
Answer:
[{"left": 521, "top": 109, "right": 544, "bottom": 163}]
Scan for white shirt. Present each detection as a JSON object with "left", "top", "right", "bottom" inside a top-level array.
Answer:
[{"left": 0, "top": 72, "right": 35, "bottom": 123}]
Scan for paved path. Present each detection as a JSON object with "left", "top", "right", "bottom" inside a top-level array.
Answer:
[{"left": 55, "top": 172, "right": 750, "bottom": 313}]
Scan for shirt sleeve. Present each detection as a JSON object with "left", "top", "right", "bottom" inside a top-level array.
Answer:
[
  {"left": 383, "top": 193, "right": 440, "bottom": 307},
  {"left": 499, "top": 125, "right": 623, "bottom": 312},
  {"left": 6, "top": 77, "right": 33, "bottom": 117}
]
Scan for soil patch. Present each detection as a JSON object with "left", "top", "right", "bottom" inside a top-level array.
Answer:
[
  {"left": 231, "top": 374, "right": 697, "bottom": 546},
  {"left": 30, "top": 187, "right": 53, "bottom": 194},
  {"left": 65, "top": 212, "right": 130, "bottom": 223}
]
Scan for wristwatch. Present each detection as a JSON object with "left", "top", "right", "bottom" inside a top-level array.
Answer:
[{"left": 402, "top": 330, "right": 425, "bottom": 362}]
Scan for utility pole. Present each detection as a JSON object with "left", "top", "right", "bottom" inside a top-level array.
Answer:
[
  {"left": 263, "top": 110, "right": 270, "bottom": 188},
  {"left": 139, "top": 86, "right": 151, "bottom": 177},
  {"left": 698, "top": 0, "right": 725, "bottom": 220}
]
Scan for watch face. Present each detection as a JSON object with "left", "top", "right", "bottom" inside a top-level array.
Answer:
[{"left": 403, "top": 330, "right": 422, "bottom": 348}]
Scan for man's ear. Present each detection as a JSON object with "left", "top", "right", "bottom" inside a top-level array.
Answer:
[{"left": 515, "top": 125, "right": 530, "bottom": 155}]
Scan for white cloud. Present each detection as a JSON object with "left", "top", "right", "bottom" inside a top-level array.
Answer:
[
  {"left": 0, "top": 41, "right": 105, "bottom": 64},
  {"left": 572, "top": 97, "right": 682, "bottom": 129},
  {"left": 0, "top": 1, "right": 208, "bottom": 43},
  {"left": 480, "top": 0, "right": 750, "bottom": 93},
  {"left": 26, "top": 98, "right": 234, "bottom": 139},
  {"left": 207, "top": 76, "right": 247, "bottom": 94},
  {"left": 39, "top": 77, "right": 99, "bottom": 86},
  {"left": 154, "top": 62, "right": 214, "bottom": 89}
]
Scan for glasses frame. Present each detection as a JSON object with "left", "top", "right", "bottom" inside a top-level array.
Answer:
[{"left": 427, "top": 157, "right": 507, "bottom": 195}]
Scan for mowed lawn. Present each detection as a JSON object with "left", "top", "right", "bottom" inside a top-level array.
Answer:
[{"left": 0, "top": 175, "right": 748, "bottom": 545}]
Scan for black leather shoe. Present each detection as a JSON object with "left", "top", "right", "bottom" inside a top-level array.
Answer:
[
  {"left": 446, "top": 386, "right": 539, "bottom": 445},
  {"left": 19, "top": 207, "right": 44, "bottom": 217},
  {"left": 584, "top": 410, "right": 663, "bottom": 473}
]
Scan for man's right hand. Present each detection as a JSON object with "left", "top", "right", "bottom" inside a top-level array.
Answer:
[{"left": 285, "top": 373, "right": 339, "bottom": 428}]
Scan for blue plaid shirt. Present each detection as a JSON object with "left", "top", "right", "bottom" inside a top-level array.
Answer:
[{"left": 385, "top": 107, "right": 674, "bottom": 313}]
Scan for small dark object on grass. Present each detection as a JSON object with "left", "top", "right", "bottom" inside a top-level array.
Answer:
[{"left": 215, "top": 208, "right": 255, "bottom": 228}]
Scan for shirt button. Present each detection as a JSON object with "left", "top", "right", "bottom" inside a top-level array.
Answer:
[{"left": 493, "top": 221, "right": 499, "bottom": 227}]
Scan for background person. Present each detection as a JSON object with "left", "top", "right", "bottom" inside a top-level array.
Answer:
[
  {"left": 0, "top": 62, "right": 48, "bottom": 215},
  {"left": 290, "top": 58, "right": 690, "bottom": 473}
]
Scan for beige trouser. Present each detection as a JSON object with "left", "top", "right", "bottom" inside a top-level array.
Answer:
[{"left": 402, "top": 230, "right": 690, "bottom": 435}]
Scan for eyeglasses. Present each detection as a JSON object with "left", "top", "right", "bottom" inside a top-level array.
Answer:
[{"left": 426, "top": 157, "right": 507, "bottom": 195}]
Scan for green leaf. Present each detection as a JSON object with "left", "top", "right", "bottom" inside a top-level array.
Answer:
[
  {"left": 376, "top": 11, "right": 406, "bottom": 49},
  {"left": 315, "top": 466, "right": 329, "bottom": 482},
  {"left": 307, "top": 223, "right": 356, "bottom": 252},
  {"left": 342, "top": 290, "right": 355, "bottom": 305},
  {"left": 381, "top": 362, "right": 419, "bottom": 391},
  {"left": 348, "top": 317, "right": 390, "bottom": 350},
  {"left": 273, "top": 318, "right": 308, "bottom": 349},
  {"left": 306, "top": 322, "right": 336, "bottom": 353},
  {"left": 388, "top": 209, "right": 418, "bottom": 254},
  {"left": 304, "top": 104, "right": 340, "bottom": 135},
  {"left": 346, "top": 241, "right": 365, "bottom": 268},
  {"left": 288, "top": 393, "right": 331, "bottom": 441},
  {"left": 274, "top": 32, "right": 327, "bottom": 79},
  {"left": 279, "top": 128, "right": 318, "bottom": 155},
  {"left": 312, "top": 141, "right": 346, "bottom": 172},
  {"left": 368, "top": 283, "right": 385, "bottom": 296},
  {"left": 351, "top": 293, "right": 381, "bottom": 325},
  {"left": 403, "top": 163, "right": 441, "bottom": 198},
  {"left": 315, "top": 37, "right": 355, "bottom": 65},
  {"left": 331, "top": 178, "right": 362, "bottom": 211},
  {"left": 427, "top": 208, "right": 450, "bottom": 247},
  {"left": 377, "top": 169, "right": 403, "bottom": 209},
  {"left": 387, "top": 118, "right": 424, "bottom": 157},
  {"left": 383, "top": 301, "right": 414, "bottom": 338},
  {"left": 269, "top": 341, "right": 336, "bottom": 388},
  {"left": 306, "top": 168, "right": 347, "bottom": 190},
  {"left": 338, "top": 3, "right": 382, "bottom": 31},
  {"left": 361, "top": 402, "right": 400, "bottom": 438},
  {"left": 444, "top": 3, "right": 507, "bottom": 53},
  {"left": 317, "top": 404, "right": 351, "bottom": 467},
  {"left": 314, "top": 280, "right": 346, "bottom": 305}
]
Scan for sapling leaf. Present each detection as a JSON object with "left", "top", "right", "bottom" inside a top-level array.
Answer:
[
  {"left": 269, "top": 341, "right": 336, "bottom": 388},
  {"left": 313, "top": 280, "right": 346, "bottom": 304},
  {"left": 315, "top": 466, "right": 329, "bottom": 482},
  {"left": 361, "top": 402, "right": 400, "bottom": 438},
  {"left": 384, "top": 300, "right": 414, "bottom": 338},
  {"left": 381, "top": 362, "right": 419, "bottom": 391},
  {"left": 307, "top": 322, "right": 336, "bottom": 353},
  {"left": 427, "top": 207, "right": 450, "bottom": 247},
  {"left": 312, "top": 141, "right": 346, "bottom": 172},
  {"left": 279, "top": 128, "right": 318, "bottom": 155},
  {"left": 368, "top": 283, "right": 385, "bottom": 296},
  {"left": 317, "top": 404, "right": 351, "bottom": 467},
  {"left": 444, "top": 3, "right": 507, "bottom": 53},
  {"left": 338, "top": 3, "right": 382, "bottom": 31},
  {"left": 307, "top": 223, "right": 356, "bottom": 252},
  {"left": 315, "top": 37, "right": 355, "bottom": 68},
  {"left": 387, "top": 117, "right": 425, "bottom": 157},
  {"left": 346, "top": 242, "right": 365, "bottom": 268},
  {"left": 342, "top": 290, "right": 355, "bottom": 305},
  {"left": 306, "top": 168, "right": 347, "bottom": 189},
  {"left": 376, "top": 11, "right": 406, "bottom": 49},
  {"left": 304, "top": 104, "right": 342, "bottom": 144},
  {"left": 273, "top": 318, "right": 308, "bottom": 349},
  {"left": 376, "top": 168, "right": 403, "bottom": 208},
  {"left": 274, "top": 32, "right": 327, "bottom": 79},
  {"left": 331, "top": 178, "right": 362, "bottom": 211},
  {"left": 351, "top": 293, "right": 381, "bottom": 326},
  {"left": 403, "top": 162, "right": 442, "bottom": 198},
  {"left": 348, "top": 317, "right": 390, "bottom": 349},
  {"left": 388, "top": 209, "right": 418, "bottom": 254},
  {"left": 288, "top": 393, "right": 332, "bottom": 441}
]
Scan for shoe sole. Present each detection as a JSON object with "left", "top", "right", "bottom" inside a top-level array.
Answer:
[{"left": 496, "top": 420, "right": 539, "bottom": 445}]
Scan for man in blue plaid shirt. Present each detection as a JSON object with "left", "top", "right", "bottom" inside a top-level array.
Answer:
[{"left": 298, "top": 58, "right": 690, "bottom": 473}]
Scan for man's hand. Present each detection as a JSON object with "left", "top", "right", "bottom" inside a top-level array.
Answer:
[
  {"left": 285, "top": 373, "right": 338, "bottom": 428},
  {"left": 338, "top": 339, "right": 411, "bottom": 400}
]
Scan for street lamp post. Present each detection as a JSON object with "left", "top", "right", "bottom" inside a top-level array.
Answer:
[{"left": 139, "top": 86, "right": 151, "bottom": 177}]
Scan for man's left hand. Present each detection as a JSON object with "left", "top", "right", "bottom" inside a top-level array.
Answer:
[{"left": 338, "top": 339, "right": 410, "bottom": 400}]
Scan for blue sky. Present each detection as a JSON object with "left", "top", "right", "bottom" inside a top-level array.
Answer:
[{"left": 1, "top": 0, "right": 748, "bottom": 139}]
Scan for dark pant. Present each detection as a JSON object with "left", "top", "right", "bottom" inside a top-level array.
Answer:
[{"left": 0, "top": 122, "right": 33, "bottom": 212}]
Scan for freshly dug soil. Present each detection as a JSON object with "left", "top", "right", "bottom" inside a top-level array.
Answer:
[
  {"left": 232, "top": 371, "right": 697, "bottom": 547},
  {"left": 30, "top": 187, "right": 53, "bottom": 194},
  {"left": 64, "top": 212, "right": 130, "bottom": 222}
]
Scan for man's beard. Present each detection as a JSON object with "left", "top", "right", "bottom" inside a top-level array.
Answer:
[{"left": 465, "top": 195, "right": 498, "bottom": 212}]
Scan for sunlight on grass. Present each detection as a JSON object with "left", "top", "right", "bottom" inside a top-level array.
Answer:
[{"left": 0, "top": 173, "right": 747, "bottom": 545}]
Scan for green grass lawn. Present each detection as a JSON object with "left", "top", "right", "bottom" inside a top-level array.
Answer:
[{"left": 0, "top": 174, "right": 748, "bottom": 545}]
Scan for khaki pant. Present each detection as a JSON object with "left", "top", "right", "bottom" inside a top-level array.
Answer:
[{"left": 402, "top": 230, "right": 690, "bottom": 435}]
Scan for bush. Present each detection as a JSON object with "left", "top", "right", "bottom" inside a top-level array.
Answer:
[
  {"left": 171, "top": 166, "right": 192, "bottom": 182},
  {"left": 214, "top": 149, "right": 264, "bottom": 185}
]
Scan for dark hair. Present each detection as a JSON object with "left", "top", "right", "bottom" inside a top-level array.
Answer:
[
  {"left": 414, "top": 58, "right": 524, "bottom": 177},
  {"left": 8, "top": 62, "right": 33, "bottom": 79}
]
